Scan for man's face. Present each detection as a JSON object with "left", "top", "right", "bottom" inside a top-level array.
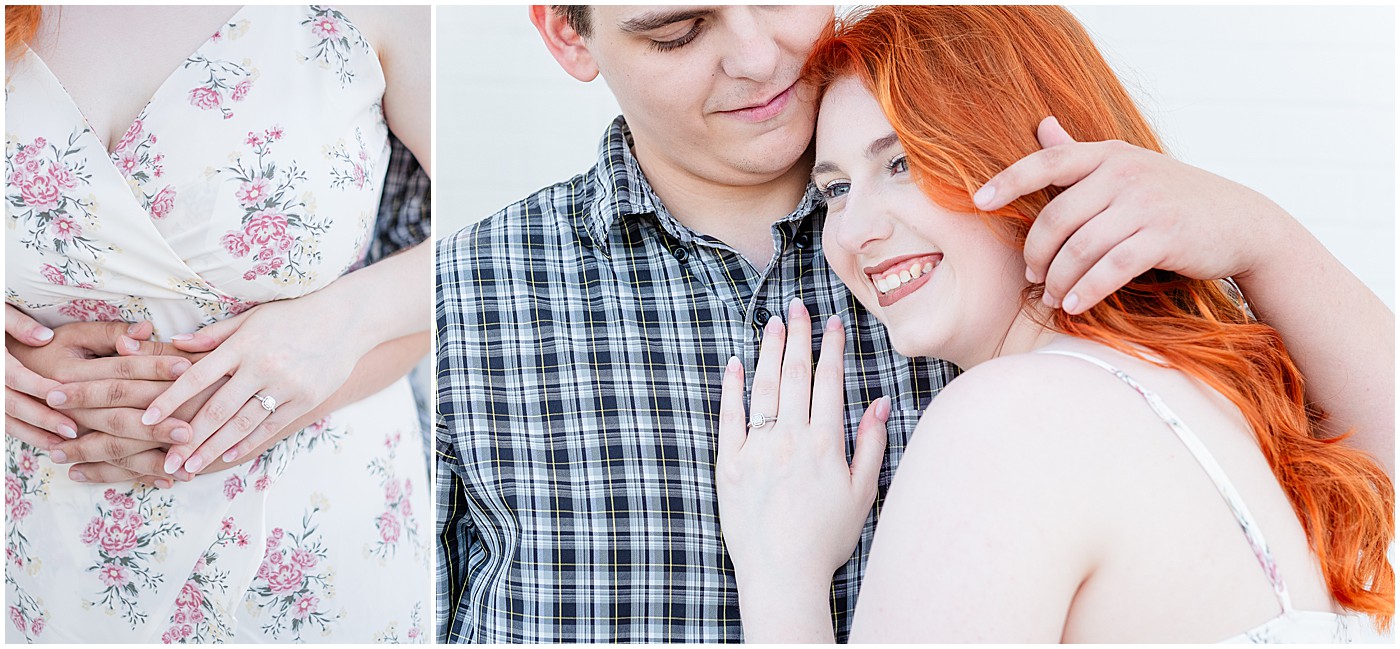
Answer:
[{"left": 583, "top": 6, "right": 833, "bottom": 188}]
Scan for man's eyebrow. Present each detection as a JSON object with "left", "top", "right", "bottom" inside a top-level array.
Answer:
[
  {"left": 618, "top": 8, "right": 712, "bottom": 34},
  {"left": 811, "top": 161, "right": 840, "bottom": 179}
]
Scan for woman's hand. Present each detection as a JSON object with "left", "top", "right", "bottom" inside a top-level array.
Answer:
[
  {"left": 141, "top": 294, "right": 369, "bottom": 476},
  {"left": 715, "top": 298, "right": 889, "bottom": 643},
  {"left": 6, "top": 304, "right": 72, "bottom": 448}
]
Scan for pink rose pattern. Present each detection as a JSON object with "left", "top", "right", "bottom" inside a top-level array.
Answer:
[
  {"left": 326, "top": 127, "right": 376, "bottom": 193},
  {"left": 246, "top": 506, "right": 340, "bottom": 640},
  {"left": 366, "top": 432, "right": 423, "bottom": 562},
  {"left": 182, "top": 53, "right": 254, "bottom": 120},
  {"left": 218, "top": 126, "right": 332, "bottom": 285},
  {"left": 81, "top": 487, "right": 184, "bottom": 628},
  {"left": 301, "top": 6, "right": 372, "bottom": 87},
  {"left": 108, "top": 116, "right": 180, "bottom": 221},
  {"left": 5, "top": 437, "right": 51, "bottom": 641},
  {"left": 158, "top": 518, "right": 247, "bottom": 643},
  {"left": 5, "top": 130, "right": 108, "bottom": 287}
]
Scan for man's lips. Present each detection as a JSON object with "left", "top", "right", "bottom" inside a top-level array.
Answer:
[
  {"left": 865, "top": 254, "right": 942, "bottom": 307},
  {"left": 718, "top": 82, "right": 796, "bottom": 123}
]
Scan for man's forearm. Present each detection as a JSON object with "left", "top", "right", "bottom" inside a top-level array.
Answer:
[{"left": 1236, "top": 220, "right": 1395, "bottom": 476}]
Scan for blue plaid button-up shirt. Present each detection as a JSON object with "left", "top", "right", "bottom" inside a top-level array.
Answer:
[{"left": 436, "top": 117, "right": 958, "bottom": 643}]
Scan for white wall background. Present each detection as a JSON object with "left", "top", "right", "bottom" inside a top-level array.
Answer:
[{"left": 437, "top": 5, "right": 1395, "bottom": 308}]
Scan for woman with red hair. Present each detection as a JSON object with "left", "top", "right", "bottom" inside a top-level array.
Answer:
[{"left": 715, "top": 6, "right": 1392, "bottom": 642}]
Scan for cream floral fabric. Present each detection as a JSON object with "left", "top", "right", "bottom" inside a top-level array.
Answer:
[{"left": 5, "top": 6, "right": 428, "bottom": 643}]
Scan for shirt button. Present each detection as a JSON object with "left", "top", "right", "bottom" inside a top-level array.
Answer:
[
  {"left": 753, "top": 307, "right": 772, "bottom": 327},
  {"left": 793, "top": 232, "right": 811, "bottom": 249},
  {"left": 672, "top": 246, "right": 688, "bottom": 262}
]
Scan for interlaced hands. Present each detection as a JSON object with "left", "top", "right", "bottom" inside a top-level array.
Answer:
[
  {"left": 6, "top": 304, "right": 206, "bottom": 488},
  {"left": 715, "top": 298, "right": 891, "bottom": 591},
  {"left": 980, "top": 116, "right": 1291, "bottom": 314},
  {"left": 138, "top": 296, "right": 364, "bottom": 480}
]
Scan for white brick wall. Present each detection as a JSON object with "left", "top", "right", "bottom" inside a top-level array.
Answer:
[{"left": 437, "top": 5, "right": 1395, "bottom": 307}]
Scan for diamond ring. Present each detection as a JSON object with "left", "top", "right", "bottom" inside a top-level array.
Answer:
[
  {"left": 749, "top": 412, "right": 776, "bottom": 429},
  {"left": 252, "top": 393, "right": 278, "bottom": 414}
]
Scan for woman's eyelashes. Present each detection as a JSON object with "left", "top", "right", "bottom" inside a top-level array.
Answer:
[
  {"left": 818, "top": 179, "right": 850, "bottom": 203},
  {"left": 886, "top": 154, "right": 908, "bottom": 176},
  {"left": 649, "top": 20, "right": 703, "bottom": 52}
]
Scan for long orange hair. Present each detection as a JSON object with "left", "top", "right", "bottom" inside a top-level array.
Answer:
[
  {"left": 6, "top": 5, "right": 42, "bottom": 61},
  {"left": 805, "top": 5, "right": 1393, "bottom": 627}
]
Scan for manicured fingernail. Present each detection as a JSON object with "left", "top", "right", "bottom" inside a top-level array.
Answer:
[
  {"left": 1062, "top": 293, "right": 1080, "bottom": 313},
  {"left": 726, "top": 356, "right": 741, "bottom": 374},
  {"left": 69, "top": 469, "right": 86, "bottom": 482},
  {"left": 57, "top": 424, "right": 77, "bottom": 439},
  {"left": 155, "top": 479, "right": 173, "bottom": 489},
  {"left": 1042, "top": 293, "right": 1058, "bottom": 309},
  {"left": 1025, "top": 266, "right": 1038, "bottom": 283},
  {"left": 32, "top": 326, "right": 53, "bottom": 342},
  {"left": 163, "top": 453, "right": 182, "bottom": 475},
  {"left": 766, "top": 315, "right": 783, "bottom": 332},
  {"left": 170, "top": 427, "right": 191, "bottom": 443},
  {"left": 121, "top": 336, "right": 139, "bottom": 352},
  {"left": 171, "top": 359, "right": 191, "bottom": 377},
  {"left": 973, "top": 184, "right": 996, "bottom": 209},
  {"left": 222, "top": 449, "right": 239, "bottom": 463},
  {"left": 171, "top": 333, "right": 193, "bottom": 342},
  {"left": 825, "top": 315, "right": 841, "bottom": 331},
  {"left": 142, "top": 408, "right": 161, "bottom": 425},
  {"left": 50, "top": 449, "right": 67, "bottom": 463},
  {"left": 875, "top": 396, "right": 891, "bottom": 421},
  {"left": 46, "top": 390, "right": 67, "bottom": 406},
  {"left": 184, "top": 455, "right": 205, "bottom": 474},
  {"left": 788, "top": 297, "right": 805, "bottom": 314}
]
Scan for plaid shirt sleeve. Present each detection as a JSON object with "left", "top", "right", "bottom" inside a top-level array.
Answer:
[{"left": 367, "top": 133, "right": 430, "bottom": 264}]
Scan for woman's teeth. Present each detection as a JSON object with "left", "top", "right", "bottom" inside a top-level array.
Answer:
[{"left": 874, "top": 261, "right": 936, "bottom": 295}]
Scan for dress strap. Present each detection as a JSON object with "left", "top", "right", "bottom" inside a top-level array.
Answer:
[{"left": 1034, "top": 348, "right": 1294, "bottom": 612}]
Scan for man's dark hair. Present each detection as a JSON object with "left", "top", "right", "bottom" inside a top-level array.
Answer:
[{"left": 552, "top": 5, "right": 591, "bottom": 39}]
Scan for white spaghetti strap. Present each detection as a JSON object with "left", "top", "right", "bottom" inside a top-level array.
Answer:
[{"left": 1034, "top": 349, "right": 1294, "bottom": 613}]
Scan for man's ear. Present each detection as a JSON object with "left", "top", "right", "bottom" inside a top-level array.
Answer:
[{"left": 528, "top": 5, "right": 599, "bottom": 83}]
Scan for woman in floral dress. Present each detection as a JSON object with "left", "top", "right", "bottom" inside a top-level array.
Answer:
[{"left": 4, "top": 6, "right": 430, "bottom": 642}]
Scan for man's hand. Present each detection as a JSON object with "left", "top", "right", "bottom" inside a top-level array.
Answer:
[{"left": 975, "top": 116, "right": 1294, "bottom": 314}]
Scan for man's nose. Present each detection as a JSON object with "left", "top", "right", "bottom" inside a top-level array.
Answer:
[{"left": 719, "top": 10, "right": 780, "bottom": 83}]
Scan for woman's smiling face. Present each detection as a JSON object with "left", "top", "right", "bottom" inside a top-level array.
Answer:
[{"left": 813, "top": 77, "right": 1028, "bottom": 367}]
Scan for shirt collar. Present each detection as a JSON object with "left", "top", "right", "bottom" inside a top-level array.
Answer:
[{"left": 582, "top": 116, "right": 826, "bottom": 254}]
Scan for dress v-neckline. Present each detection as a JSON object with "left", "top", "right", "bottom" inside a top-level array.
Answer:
[{"left": 23, "top": 5, "right": 251, "bottom": 158}]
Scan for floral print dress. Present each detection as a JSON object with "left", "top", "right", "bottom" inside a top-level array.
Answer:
[{"left": 5, "top": 6, "right": 428, "bottom": 643}]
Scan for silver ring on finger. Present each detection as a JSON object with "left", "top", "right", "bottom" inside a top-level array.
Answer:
[
  {"left": 749, "top": 412, "right": 776, "bottom": 429},
  {"left": 251, "top": 392, "right": 278, "bottom": 414}
]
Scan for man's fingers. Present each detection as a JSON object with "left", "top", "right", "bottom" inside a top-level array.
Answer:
[
  {"left": 46, "top": 378, "right": 168, "bottom": 410},
  {"left": 1061, "top": 236, "right": 1164, "bottom": 315},
  {"left": 973, "top": 140, "right": 1109, "bottom": 213},
  {"left": 4, "top": 415, "right": 68, "bottom": 450},
  {"left": 1035, "top": 115, "right": 1077, "bottom": 149},
  {"left": 809, "top": 315, "right": 847, "bottom": 431},
  {"left": 850, "top": 396, "right": 891, "bottom": 501},
  {"left": 68, "top": 451, "right": 179, "bottom": 486},
  {"left": 5, "top": 306, "right": 54, "bottom": 347},
  {"left": 717, "top": 357, "right": 748, "bottom": 463},
  {"left": 49, "top": 432, "right": 163, "bottom": 465},
  {"left": 67, "top": 407, "right": 192, "bottom": 445},
  {"left": 53, "top": 354, "right": 191, "bottom": 383},
  {"left": 777, "top": 298, "right": 814, "bottom": 427},
  {"left": 6, "top": 388, "right": 77, "bottom": 439},
  {"left": 1022, "top": 174, "right": 1117, "bottom": 284}
]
